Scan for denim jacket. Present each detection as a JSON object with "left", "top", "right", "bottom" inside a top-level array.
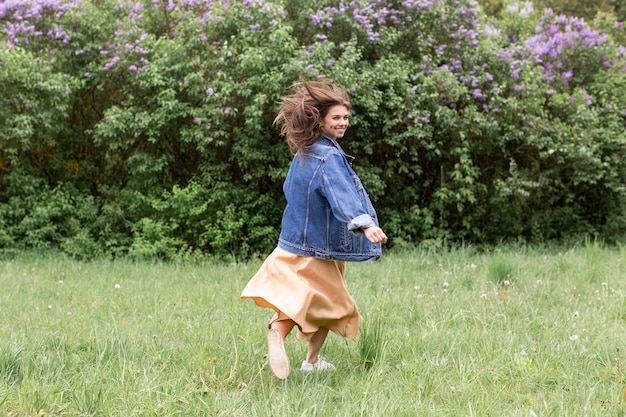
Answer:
[{"left": 278, "top": 134, "right": 382, "bottom": 262}]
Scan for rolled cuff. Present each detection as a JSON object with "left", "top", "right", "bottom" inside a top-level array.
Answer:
[{"left": 348, "top": 214, "right": 376, "bottom": 233}]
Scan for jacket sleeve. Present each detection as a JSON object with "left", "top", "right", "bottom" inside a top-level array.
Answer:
[{"left": 320, "top": 152, "right": 376, "bottom": 232}]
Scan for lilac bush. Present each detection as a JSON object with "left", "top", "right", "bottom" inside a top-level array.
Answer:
[
  {"left": 481, "top": 4, "right": 626, "bottom": 241},
  {"left": 0, "top": 0, "right": 78, "bottom": 46},
  {"left": 1, "top": 0, "right": 626, "bottom": 259}
]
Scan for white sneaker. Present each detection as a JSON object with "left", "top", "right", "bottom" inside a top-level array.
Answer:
[
  {"left": 267, "top": 329, "right": 290, "bottom": 380},
  {"left": 300, "top": 357, "right": 336, "bottom": 372}
]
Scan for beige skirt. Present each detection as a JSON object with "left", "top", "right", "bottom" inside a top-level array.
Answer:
[{"left": 241, "top": 247, "right": 360, "bottom": 341}]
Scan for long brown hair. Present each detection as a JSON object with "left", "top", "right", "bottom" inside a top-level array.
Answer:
[{"left": 274, "top": 81, "right": 352, "bottom": 155}]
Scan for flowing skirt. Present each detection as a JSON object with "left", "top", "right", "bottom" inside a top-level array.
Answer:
[{"left": 241, "top": 247, "right": 360, "bottom": 341}]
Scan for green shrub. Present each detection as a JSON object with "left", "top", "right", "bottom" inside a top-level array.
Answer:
[
  {"left": 1, "top": 0, "right": 626, "bottom": 258},
  {"left": 0, "top": 174, "right": 100, "bottom": 258}
]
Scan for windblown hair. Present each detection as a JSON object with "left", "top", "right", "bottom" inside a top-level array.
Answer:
[{"left": 274, "top": 81, "right": 352, "bottom": 155}]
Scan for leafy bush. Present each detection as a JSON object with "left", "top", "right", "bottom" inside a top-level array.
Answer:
[
  {"left": 1, "top": 0, "right": 626, "bottom": 259},
  {"left": 0, "top": 172, "right": 100, "bottom": 258}
]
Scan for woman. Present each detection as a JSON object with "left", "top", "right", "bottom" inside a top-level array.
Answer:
[{"left": 241, "top": 81, "right": 387, "bottom": 380}]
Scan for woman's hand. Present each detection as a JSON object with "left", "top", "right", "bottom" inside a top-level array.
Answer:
[{"left": 363, "top": 226, "right": 388, "bottom": 245}]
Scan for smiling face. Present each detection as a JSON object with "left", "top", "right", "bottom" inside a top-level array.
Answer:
[{"left": 320, "top": 105, "right": 350, "bottom": 139}]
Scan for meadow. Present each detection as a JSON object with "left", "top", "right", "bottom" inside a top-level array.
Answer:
[{"left": 1, "top": 242, "right": 625, "bottom": 416}]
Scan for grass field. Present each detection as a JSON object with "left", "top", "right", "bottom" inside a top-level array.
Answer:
[{"left": 1, "top": 242, "right": 626, "bottom": 416}]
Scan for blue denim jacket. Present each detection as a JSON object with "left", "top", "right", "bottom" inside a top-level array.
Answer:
[{"left": 278, "top": 134, "right": 382, "bottom": 261}]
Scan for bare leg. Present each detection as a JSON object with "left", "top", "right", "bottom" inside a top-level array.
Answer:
[
  {"left": 306, "top": 327, "right": 329, "bottom": 364},
  {"left": 270, "top": 319, "right": 296, "bottom": 340}
]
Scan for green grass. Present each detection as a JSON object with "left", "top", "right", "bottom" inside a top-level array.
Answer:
[{"left": 1, "top": 242, "right": 626, "bottom": 416}]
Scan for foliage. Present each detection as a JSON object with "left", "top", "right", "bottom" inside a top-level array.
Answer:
[
  {"left": 1, "top": 0, "right": 626, "bottom": 259},
  {"left": 533, "top": 0, "right": 614, "bottom": 21},
  {"left": 616, "top": 0, "right": 626, "bottom": 22},
  {"left": 477, "top": 0, "right": 616, "bottom": 20}
]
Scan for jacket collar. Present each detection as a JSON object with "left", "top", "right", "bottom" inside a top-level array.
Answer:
[{"left": 319, "top": 133, "right": 355, "bottom": 163}]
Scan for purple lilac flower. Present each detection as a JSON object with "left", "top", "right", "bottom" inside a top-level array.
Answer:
[
  {"left": 367, "top": 32, "right": 380, "bottom": 42},
  {"left": 104, "top": 56, "right": 121, "bottom": 71},
  {"left": 1, "top": 0, "right": 80, "bottom": 44},
  {"left": 311, "top": 10, "right": 323, "bottom": 25},
  {"left": 413, "top": 113, "right": 430, "bottom": 124},
  {"left": 511, "top": 9, "right": 615, "bottom": 86},
  {"left": 483, "top": 25, "right": 501, "bottom": 37},
  {"left": 499, "top": 49, "right": 514, "bottom": 62}
]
